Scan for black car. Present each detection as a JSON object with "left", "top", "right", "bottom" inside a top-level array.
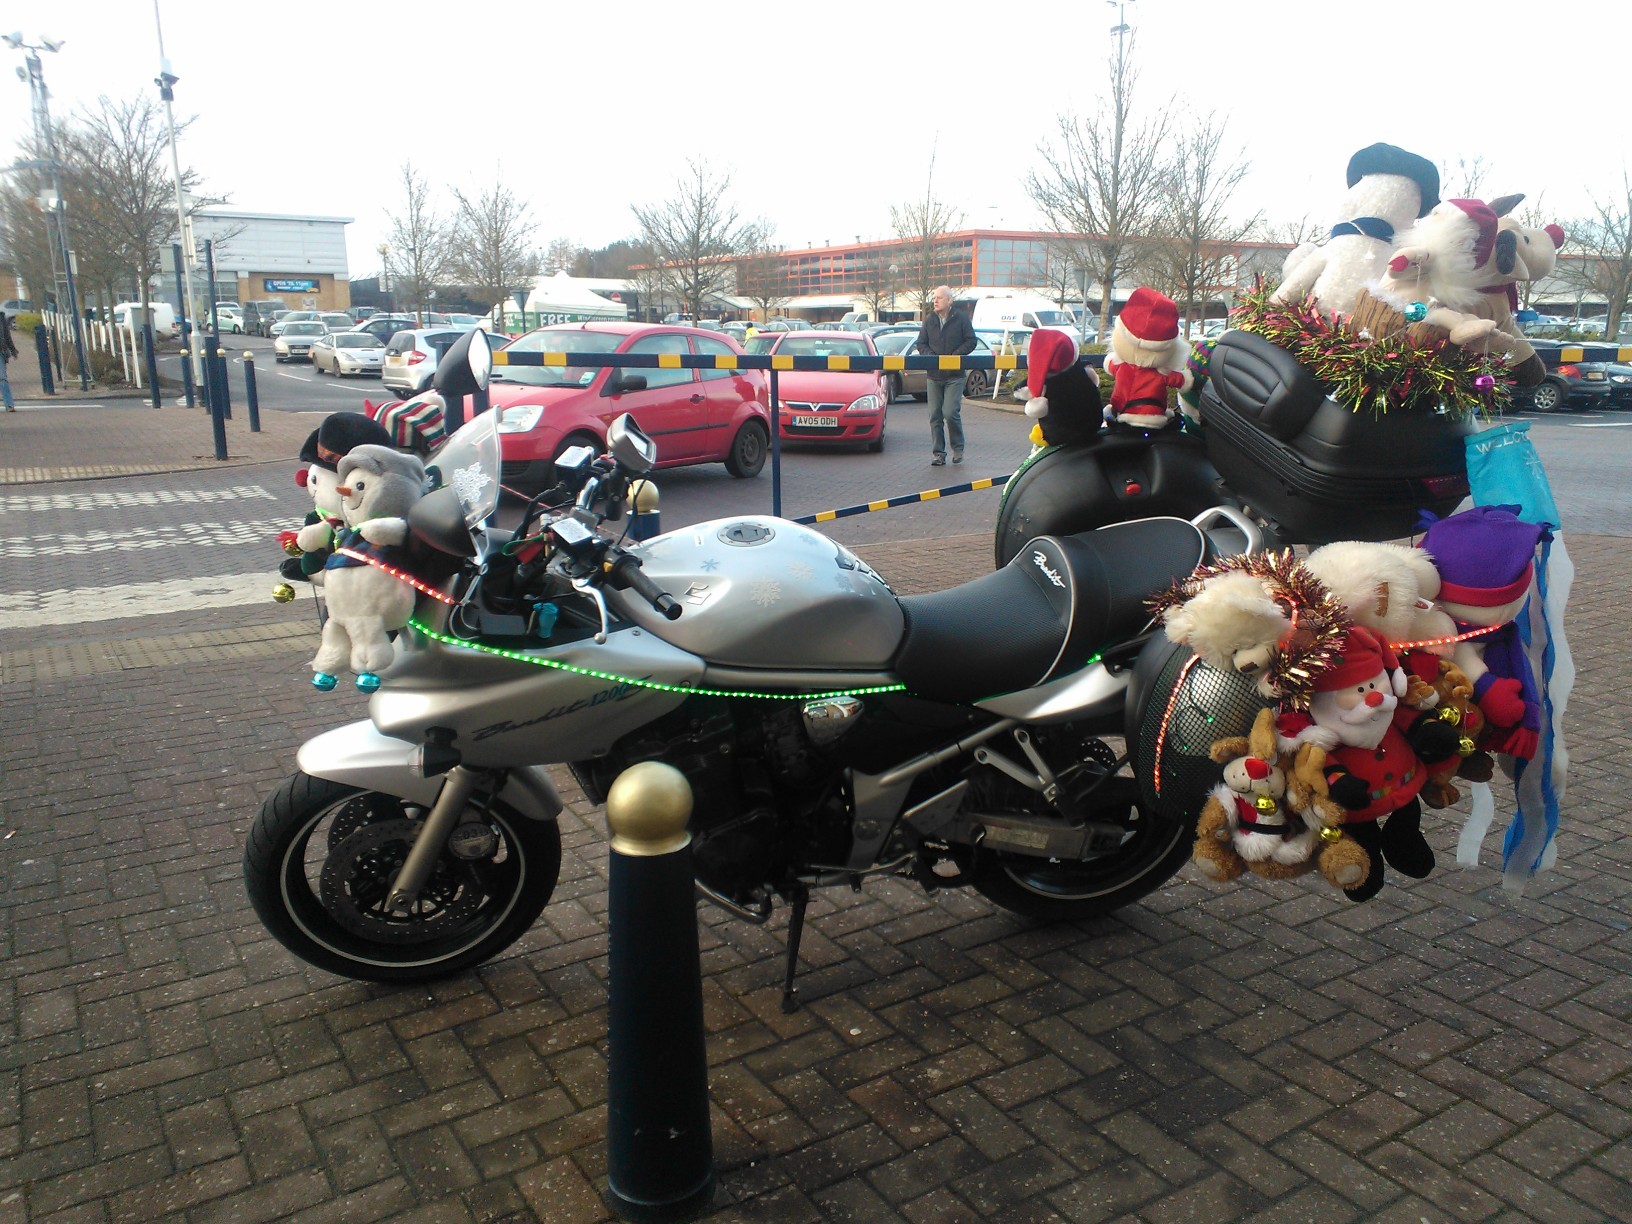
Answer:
[
  {"left": 1605, "top": 362, "right": 1632, "bottom": 408},
  {"left": 352, "top": 316, "right": 419, "bottom": 345},
  {"left": 1512, "top": 339, "right": 1614, "bottom": 413}
]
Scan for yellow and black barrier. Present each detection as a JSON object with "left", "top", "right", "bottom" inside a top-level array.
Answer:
[
  {"left": 1538, "top": 344, "right": 1632, "bottom": 366},
  {"left": 492, "top": 350, "right": 1063, "bottom": 373},
  {"left": 790, "top": 473, "right": 1012, "bottom": 526}
]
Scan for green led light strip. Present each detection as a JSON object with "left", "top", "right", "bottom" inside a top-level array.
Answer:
[{"left": 407, "top": 617, "right": 908, "bottom": 701}]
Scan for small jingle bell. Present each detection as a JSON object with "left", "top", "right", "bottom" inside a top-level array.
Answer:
[
  {"left": 311, "top": 672, "right": 338, "bottom": 691},
  {"left": 1319, "top": 825, "right": 1344, "bottom": 844},
  {"left": 1458, "top": 736, "right": 1477, "bottom": 757},
  {"left": 1437, "top": 705, "right": 1461, "bottom": 726},
  {"left": 1404, "top": 302, "right": 1428, "bottom": 322},
  {"left": 1254, "top": 795, "right": 1279, "bottom": 814},
  {"left": 281, "top": 539, "right": 303, "bottom": 557},
  {"left": 272, "top": 583, "right": 297, "bottom": 604}
]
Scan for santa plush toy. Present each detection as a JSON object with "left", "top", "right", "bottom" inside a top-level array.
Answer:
[
  {"left": 1103, "top": 287, "right": 1193, "bottom": 430},
  {"left": 1018, "top": 328, "right": 1102, "bottom": 449},
  {"left": 280, "top": 413, "right": 395, "bottom": 586},
  {"left": 1276, "top": 627, "right": 1464, "bottom": 901}
]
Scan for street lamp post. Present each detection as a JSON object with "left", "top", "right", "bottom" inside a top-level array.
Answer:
[
  {"left": 376, "top": 243, "right": 392, "bottom": 313},
  {"left": 152, "top": 3, "right": 204, "bottom": 402},
  {"left": 6, "top": 31, "right": 91, "bottom": 390},
  {"left": 888, "top": 263, "right": 899, "bottom": 320}
]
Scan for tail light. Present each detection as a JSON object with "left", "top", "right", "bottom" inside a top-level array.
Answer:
[
  {"left": 407, "top": 350, "right": 427, "bottom": 365},
  {"left": 1421, "top": 473, "right": 1470, "bottom": 497},
  {"left": 1557, "top": 364, "right": 1579, "bottom": 378}
]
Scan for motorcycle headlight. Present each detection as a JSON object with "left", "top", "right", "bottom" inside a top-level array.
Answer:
[
  {"left": 497, "top": 404, "right": 544, "bottom": 433},
  {"left": 847, "top": 394, "right": 882, "bottom": 413}
]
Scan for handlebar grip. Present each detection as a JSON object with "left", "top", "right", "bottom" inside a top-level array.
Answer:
[
  {"left": 652, "top": 592, "right": 682, "bottom": 621},
  {"left": 610, "top": 554, "right": 682, "bottom": 620}
]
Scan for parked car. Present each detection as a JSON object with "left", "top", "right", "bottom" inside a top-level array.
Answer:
[
  {"left": 242, "top": 303, "right": 281, "bottom": 336},
  {"left": 742, "top": 330, "right": 888, "bottom": 452},
  {"left": 311, "top": 332, "right": 386, "bottom": 378},
  {"left": 446, "top": 313, "right": 484, "bottom": 329},
  {"left": 1513, "top": 340, "right": 1613, "bottom": 412},
  {"left": 214, "top": 306, "right": 245, "bottom": 334},
  {"left": 269, "top": 310, "right": 320, "bottom": 338},
  {"left": 318, "top": 312, "right": 356, "bottom": 334},
  {"left": 347, "top": 306, "right": 378, "bottom": 323},
  {"left": 1603, "top": 362, "right": 1632, "bottom": 408},
  {"left": 0, "top": 298, "right": 34, "bottom": 318},
  {"left": 382, "top": 328, "right": 465, "bottom": 394},
  {"left": 485, "top": 322, "right": 771, "bottom": 490},
  {"left": 273, "top": 321, "right": 328, "bottom": 362},
  {"left": 352, "top": 315, "right": 418, "bottom": 346},
  {"left": 872, "top": 329, "right": 996, "bottom": 402}
]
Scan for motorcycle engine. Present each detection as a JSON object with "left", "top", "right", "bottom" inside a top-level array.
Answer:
[{"left": 571, "top": 700, "right": 850, "bottom": 909}]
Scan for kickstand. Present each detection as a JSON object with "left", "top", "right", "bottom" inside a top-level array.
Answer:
[{"left": 779, "top": 885, "right": 809, "bottom": 1015}]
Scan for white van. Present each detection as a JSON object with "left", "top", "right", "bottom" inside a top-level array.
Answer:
[
  {"left": 966, "top": 295, "right": 1079, "bottom": 337},
  {"left": 112, "top": 301, "right": 178, "bottom": 339}
]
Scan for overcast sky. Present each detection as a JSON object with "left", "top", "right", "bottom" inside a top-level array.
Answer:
[{"left": 6, "top": 1, "right": 1628, "bottom": 281}]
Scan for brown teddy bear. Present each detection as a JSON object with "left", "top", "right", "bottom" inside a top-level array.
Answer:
[{"left": 1191, "top": 708, "right": 1372, "bottom": 891}]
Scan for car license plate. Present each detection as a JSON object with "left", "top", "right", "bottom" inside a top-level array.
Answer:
[{"left": 792, "top": 415, "right": 839, "bottom": 427}]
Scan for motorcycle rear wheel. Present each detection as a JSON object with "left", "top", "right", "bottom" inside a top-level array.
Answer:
[
  {"left": 244, "top": 771, "right": 560, "bottom": 982},
  {"left": 972, "top": 805, "right": 1190, "bottom": 922}
]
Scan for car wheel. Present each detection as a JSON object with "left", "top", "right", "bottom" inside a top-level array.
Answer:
[
  {"left": 866, "top": 431, "right": 885, "bottom": 454},
  {"left": 1531, "top": 380, "right": 1565, "bottom": 413},
  {"left": 965, "top": 369, "right": 992, "bottom": 397},
  {"left": 887, "top": 374, "right": 903, "bottom": 403},
  {"left": 725, "top": 419, "right": 769, "bottom": 479}
]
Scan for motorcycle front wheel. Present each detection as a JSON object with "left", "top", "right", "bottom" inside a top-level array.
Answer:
[
  {"left": 244, "top": 772, "right": 560, "bottom": 982},
  {"left": 972, "top": 802, "right": 1191, "bottom": 922}
]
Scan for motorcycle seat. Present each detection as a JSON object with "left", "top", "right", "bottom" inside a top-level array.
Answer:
[{"left": 893, "top": 517, "right": 1206, "bottom": 704}]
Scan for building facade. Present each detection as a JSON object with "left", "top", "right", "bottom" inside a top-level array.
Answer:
[{"left": 158, "top": 210, "right": 353, "bottom": 312}]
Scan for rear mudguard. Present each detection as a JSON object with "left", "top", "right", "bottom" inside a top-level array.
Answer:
[{"left": 296, "top": 721, "right": 563, "bottom": 821}]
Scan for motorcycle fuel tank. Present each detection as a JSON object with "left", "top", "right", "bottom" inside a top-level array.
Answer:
[{"left": 619, "top": 517, "right": 905, "bottom": 669}]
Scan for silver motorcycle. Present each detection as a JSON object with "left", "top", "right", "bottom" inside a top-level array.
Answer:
[{"left": 245, "top": 329, "right": 1267, "bottom": 995}]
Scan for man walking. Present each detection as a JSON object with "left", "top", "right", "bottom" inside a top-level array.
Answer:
[
  {"left": 916, "top": 285, "right": 976, "bottom": 465},
  {"left": 1, "top": 312, "right": 17, "bottom": 412}
]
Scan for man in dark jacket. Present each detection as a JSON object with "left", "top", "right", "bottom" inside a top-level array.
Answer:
[{"left": 916, "top": 285, "right": 976, "bottom": 464}]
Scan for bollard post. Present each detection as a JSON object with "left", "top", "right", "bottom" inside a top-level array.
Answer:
[
  {"left": 214, "top": 347, "right": 233, "bottom": 420},
  {"left": 627, "top": 479, "right": 660, "bottom": 541},
  {"left": 604, "top": 762, "right": 714, "bottom": 1222},
  {"left": 34, "top": 324, "right": 54, "bottom": 395},
  {"left": 143, "top": 324, "right": 161, "bottom": 409},
  {"left": 179, "top": 341, "right": 198, "bottom": 411},
  {"left": 769, "top": 367, "right": 782, "bottom": 518},
  {"left": 243, "top": 351, "right": 261, "bottom": 432},
  {"left": 48, "top": 323, "right": 63, "bottom": 382}
]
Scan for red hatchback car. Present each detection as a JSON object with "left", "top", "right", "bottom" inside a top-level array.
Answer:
[
  {"left": 484, "top": 323, "right": 771, "bottom": 491},
  {"left": 745, "top": 331, "right": 889, "bottom": 452}
]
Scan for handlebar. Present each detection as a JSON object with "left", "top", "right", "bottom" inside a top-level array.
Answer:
[{"left": 607, "top": 553, "right": 682, "bottom": 620}]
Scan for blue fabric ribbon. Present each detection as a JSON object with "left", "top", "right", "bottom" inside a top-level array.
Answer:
[{"left": 1330, "top": 216, "right": 1395, "bottom": 241}]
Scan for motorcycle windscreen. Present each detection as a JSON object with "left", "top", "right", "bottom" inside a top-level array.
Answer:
[{"left": 426, "top": 411, "right": 503, "bottom": 528}]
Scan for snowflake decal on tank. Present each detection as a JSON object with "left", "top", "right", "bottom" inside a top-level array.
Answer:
[
  {"left": 749, "top": 578, "right": 782, "bottom": 607},
  {"left": 449, "top": 462, "right": 493, "bottom": 509},
  {"left": 700, "top": 558, "right": 720, "bottom": 572},
  {"left": 787, "top": 561, "right": 814, "bottom": 581}
]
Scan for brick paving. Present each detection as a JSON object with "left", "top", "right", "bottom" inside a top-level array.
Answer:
[{"left": 1, "top": 406, "right": 1630, "bottom": 1222}]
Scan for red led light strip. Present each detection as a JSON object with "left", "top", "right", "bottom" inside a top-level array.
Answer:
[
  {"left": 334, "top": 548, "right": 458, "bottom": 604},
  {"left": 1151, "top": 653, "right": 1200, "bottom": 798}
]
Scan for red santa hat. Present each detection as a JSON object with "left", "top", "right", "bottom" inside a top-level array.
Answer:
[
  {"left": 1313, "top": 626, "right": 1407, "bottom": 695},
  {"left": 1024, "top": 329, "right": 1079, "bottom": 408},
  {"left": 1118, "top": 287, "right": 1181, "bottom": 351}
]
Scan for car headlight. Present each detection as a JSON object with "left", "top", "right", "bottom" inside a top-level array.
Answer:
[
  {"left": 496, "top": 405, "right": 544, "bottom": 433},
  {"left": 847, "top": 394, "right": 882, "bottom": 413},
  {"left": 1611, "top": 374, "right": 1631, "bottom": 384}
]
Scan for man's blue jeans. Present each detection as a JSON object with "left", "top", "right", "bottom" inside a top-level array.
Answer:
[{"left": 926, "top": 377, "right": 964, "bottom": 458}]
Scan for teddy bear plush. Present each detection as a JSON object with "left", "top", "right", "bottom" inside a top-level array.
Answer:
[
  {"left": 1418, "top": 504, "right": 1547, "bottom": 760},
  {"left": 1273, "top": 142, "right": 1440, "bottom": 318},
  {"left": 1191, "top": 709, "right": 1372, "bottom": 891},
  {"left": 280, "top": 412, "right": 395, "bottom": 586},
  {"left": 1413, "top": 657, "right": 1488, "bottom": 808},
  {"left": 1276, "top": 627, "right": 1464, "bottom": 901},
  {"left": 1017, "top": 328, "right": 1102, "bottom": 450},
  {"left": 310, "top": 445, "right": 427, "bottom": 692},
  {"left": 1102, "top": 287, "right": 1193, "bottom": 429}
]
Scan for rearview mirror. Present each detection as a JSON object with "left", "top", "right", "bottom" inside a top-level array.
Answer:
[
  {"left": 607, "top": 414, "right": 656, "bottom": 473},
  {"left": 432, "top": 326, "right": 492, "bottom": 398}
]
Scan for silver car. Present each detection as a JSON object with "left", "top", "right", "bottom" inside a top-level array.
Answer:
[
  {"left": 269, "top": 310, "right": 321, "bottom": 338},
  {"left": 873, "top": 329, "right": 996, "bottom": 401},
  {"left": 274, "top": 321, "right": 328, "bottom": 362},
  {"left": 311, "top": 331, "right": 386, "bottom": 377}
]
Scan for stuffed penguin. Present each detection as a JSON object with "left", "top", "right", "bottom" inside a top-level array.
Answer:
[
  {"left": 310, "top": 445, "right": 427, "bottom": 692},
  {"left": 1018, "top": 329, "right": 1102, "bottom": 450}
]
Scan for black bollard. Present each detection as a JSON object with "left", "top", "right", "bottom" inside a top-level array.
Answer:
[
  {"left": 214, "top": 348, "right": 232, "bottom": 421},
  {"left": 48, "top": 325, "right": 62, "bottom": 382},
  {"left": 142, "top": 324, "right": 161, "bottom": 409},
  {"left": 604, "top": 762, "right": 714, "bottom": 1222},
  {"left": 179, "top": 340, "right": 198, "bottom": 411},
  {"left": 243, "top": 351, "right": 261, "bottom": 432},
  {"left": 33, "top": 325, "right": 54, "bottom": 395},
  {"left": 627, "top": 479, "right": 661, "bottom": 541}
]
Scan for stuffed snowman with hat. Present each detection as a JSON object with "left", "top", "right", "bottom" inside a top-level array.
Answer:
[
  {"left": 280, "top": 413, "right": 395, "bottom": 586},
  {"left": 1276, "top": 626, "right": 1464, "bottom": 901},
  {"left": 1017, "top": 329, "right": 1102, "bottom": 450},
  {"left": 1103, "top": 287, "right": 1193, "bottom": 430},
  {"left": 1419, "top": 505, "right": 1547, "bottom": 760}
]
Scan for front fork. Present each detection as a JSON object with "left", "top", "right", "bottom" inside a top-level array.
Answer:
[{"left": 385, "top": 765, "right": 485, "bottom": 914}]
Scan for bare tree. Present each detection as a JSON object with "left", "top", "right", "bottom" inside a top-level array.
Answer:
[
  {"left": 737, "top": 247, "right": 792, "bottom": 320},
  {"left": 1135, "top": 113, "right": 1259, "bottom": 329},
  {"left": 1026, "top": 48, "right": 1173, "bottom": 336},
  {"left": 632, "top": 159, "right": 770, "bottom": 320},
  {"left": 1560, "top": 176, "right": 1632, "bottom": 335},
  {"left": 1513, "top": 191, "right": 1556, "bottom": 310},
  {"left": 448, "top": 179, "right": 540, "bottom": 332},
  {"left": 855, "top": 253, "right": 895, "bottom": 321},
  {"left": 542, "top": 237, "right": 580, "bottom": 276},
  {"left": 385, "top": 163, "right": 451, "bottom": 322},
  {"left": 890, "top": 148, "right": 963, "bottom": 313},
  {"left": 1251, "top": 214, "right": 1324, "bottom": 247},
  {"left": 0, "top": 186, "right": 59, "bottom": 308},
  {"left": 1439, "top": 155, "right": 1491, "bottom": 201}
]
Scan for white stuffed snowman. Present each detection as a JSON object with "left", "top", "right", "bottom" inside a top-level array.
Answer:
[
  {"left": 281, "top": 414, "right": 395, "bottom": 587},
  {"left": 310, "top": 445, "right": 427, "bottom": 692}
]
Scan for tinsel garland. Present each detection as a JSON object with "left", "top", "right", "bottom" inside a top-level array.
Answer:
[
  {"left": 1229, "top": 280, "right": 1510, "bottom": 419},
  {"left": 1150, "top": 550, "right": 1352, "bottom": 711}
]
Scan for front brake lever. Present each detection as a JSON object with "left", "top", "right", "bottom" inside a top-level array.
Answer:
[{"left": 571, "top": 575, "right": 611, "bottom": 644}]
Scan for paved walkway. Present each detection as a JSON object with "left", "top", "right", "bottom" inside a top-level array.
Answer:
[{"left": 0, "top": 403, "right": 1629, "bottom": 1222}]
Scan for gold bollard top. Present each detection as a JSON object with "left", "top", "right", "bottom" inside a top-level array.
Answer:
[
  {"left": 605, "top": 761, "right": 692, "bottom": 856},
  {"left": 630, "top": 478, "right": 659, "bottom": 513}
]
